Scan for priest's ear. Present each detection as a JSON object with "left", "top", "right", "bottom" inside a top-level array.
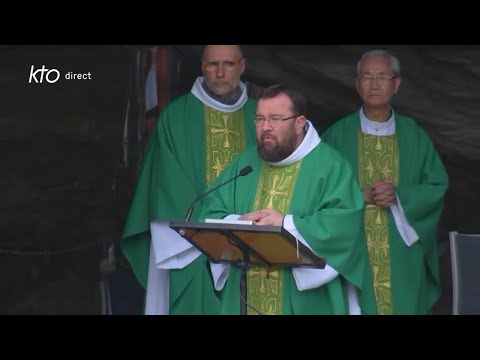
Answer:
[
  {"left": 295, "top": 115, "right": 307, "bottom": 132},
  {"left": 239, "top": 57, "right": 246, "bottom": 76},
  {"left": 394, "top": 76, "right": 401, "bottom": 94}
]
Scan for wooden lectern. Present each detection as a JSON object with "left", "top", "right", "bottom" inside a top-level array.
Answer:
[{"left": 169, "top": 221, "right": 326, "bottom": 315}]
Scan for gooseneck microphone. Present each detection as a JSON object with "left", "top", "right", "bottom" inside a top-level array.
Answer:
[{"left": 184, "top": 165, "right": 253, "bottom": 222}]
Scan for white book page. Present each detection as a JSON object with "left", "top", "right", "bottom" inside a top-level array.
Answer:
[{"left": 205, "top": 218, "right": 253, "bottom": 226}]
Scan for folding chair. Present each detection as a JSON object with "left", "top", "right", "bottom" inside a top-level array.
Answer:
[{"left": 449, "top": 231, "right": 480, "bottom": 315}]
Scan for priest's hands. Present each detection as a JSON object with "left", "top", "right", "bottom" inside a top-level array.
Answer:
[
  {"left": 239, "top": 209, "right": 284, "bottom": 226},
  {"left": 363, "top": 179, "right": 397, "bottom": 208},
  {"left": 363, "top": 187, "right": 376, "bottom": 205}
]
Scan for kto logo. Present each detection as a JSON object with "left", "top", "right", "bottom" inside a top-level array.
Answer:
[{"left": 28, "top": 65, "right": 60, "bottom": 84}]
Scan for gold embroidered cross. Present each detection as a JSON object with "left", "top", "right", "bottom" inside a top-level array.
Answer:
[
  {"left": 211, "top": 115, "right": 240, "bottom": 149},
  {"left": 266, "top": 175, "right": 288, "bottom": 209}
]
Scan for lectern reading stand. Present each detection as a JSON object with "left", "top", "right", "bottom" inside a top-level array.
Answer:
[{"left": 169, "top": 221, "right": 326, "bottom": 315}]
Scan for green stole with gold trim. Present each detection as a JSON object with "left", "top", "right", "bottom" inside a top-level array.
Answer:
[
  {"left": 247, "top": 161, "right": 302, "bottom": 315},
  {"left": 358, "top": 131, "right": 399, "bottom": 315}
]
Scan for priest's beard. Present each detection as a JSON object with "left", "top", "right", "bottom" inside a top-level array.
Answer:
[{"left": 257, "top": 131, "right": 297, "bottom": 162}]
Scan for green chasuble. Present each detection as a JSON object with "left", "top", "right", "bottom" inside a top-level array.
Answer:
[
  {"left": 199, "top": 144, "right": 378, "bottom": 315},
  {"left": 120, "top": 91, "right": 257, "bottom": 314},
  {"left": 322, "top": 112, "right": 449, "bottom": 314}
]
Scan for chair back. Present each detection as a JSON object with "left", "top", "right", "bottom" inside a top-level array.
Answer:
[{"left": 450, "top": 231, "right": 480, "bottom": 315}]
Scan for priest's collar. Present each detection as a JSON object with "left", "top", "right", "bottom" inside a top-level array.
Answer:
[
  {"left": 269, "top": 121, "right": 321, "bottom": 167},
  {"left": 201, "top": 79, "right": 242, "bottom": 105},
  {"left": 360, "top": 107, "right": 396, "bottom": 136},
  {"left": 191, "top": 77, "right": 248, "bottom": 113}
]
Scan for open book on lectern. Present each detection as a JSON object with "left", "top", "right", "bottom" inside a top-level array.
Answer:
[{"left": 169, "top": 219, "right": 326, "bottom": 269}]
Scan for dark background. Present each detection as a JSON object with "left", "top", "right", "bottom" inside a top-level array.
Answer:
[{"left": 2, "top": 45, "right": 479, "bottom": 314}]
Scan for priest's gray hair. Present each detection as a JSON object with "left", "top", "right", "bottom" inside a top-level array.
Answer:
[
  {"left": 202, "top": 45, "right": 243, "bottom": 60},
  {"left": 357, "top": 49, "right": 401, "bottom": 78}
]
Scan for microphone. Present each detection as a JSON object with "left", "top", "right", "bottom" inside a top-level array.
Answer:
[{"left": 184, "top": 165, "right": 253, "bottom": 222}]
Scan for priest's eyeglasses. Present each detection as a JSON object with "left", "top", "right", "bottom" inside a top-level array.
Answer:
[
  {"left": 203, "top": 58, "right": 244, "bottom": 72},
  {"left": 254, "top": 114, "right": 301, "bottom": 126},
  {"left": 358, "top": 74, "right": 398, "bottom": 85}
]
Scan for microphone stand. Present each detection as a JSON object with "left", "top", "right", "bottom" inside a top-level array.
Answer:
[
  {"left": 184, "top": 166, "right": 252, "bottom": 222},
  {"left": 179, "top": 165, "right": 254, "bottom": 313}
]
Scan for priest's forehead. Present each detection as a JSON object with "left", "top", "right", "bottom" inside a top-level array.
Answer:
[{"left": 202, "top": 45, "right": 243, "bottom": 61}]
